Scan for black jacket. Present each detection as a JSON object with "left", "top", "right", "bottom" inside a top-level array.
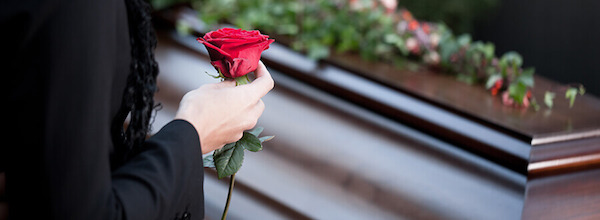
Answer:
[{"left": 1, "top": 0, "right": 204, "bottom": 219}]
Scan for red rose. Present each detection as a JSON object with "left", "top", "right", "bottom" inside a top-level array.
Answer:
[{"left": 197, "top": 28, "right": 274, "bottom": 78}]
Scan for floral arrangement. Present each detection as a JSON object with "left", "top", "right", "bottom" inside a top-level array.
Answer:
[
  {"left": 190, "top": 0, "right": 585, "bottom": 110},
  {"left": 394, "top": 8, "right": 585, "bottom": 109}
]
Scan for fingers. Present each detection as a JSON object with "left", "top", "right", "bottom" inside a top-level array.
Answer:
[
  {"left": 255, "top": 61, "right": 275, "bottom": 91},
  {"left": 254, "top": 61, "right": 269, "bottom": 79},
  {"left": 242, "top": 99, "right": 265, "bottom": 130},
  {"left": 224, "top": 100, "right": 264, "bottom": 145},
  {"left": 212, "top": 79, "right": 237, "bottom": 88},
  {"left": 240, "top": 61, "right": 274, "bottom": 99}
]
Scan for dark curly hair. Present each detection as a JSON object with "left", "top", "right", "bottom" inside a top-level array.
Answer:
[{"left": 110, "top": 0, "right": 160, "bottom": 169}]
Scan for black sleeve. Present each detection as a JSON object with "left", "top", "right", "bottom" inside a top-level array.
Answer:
[{"left": 113, "top": 120, "right": 205, "bottom": 220}]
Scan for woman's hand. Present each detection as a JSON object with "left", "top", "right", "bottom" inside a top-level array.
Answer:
[{"left": 175, "top": 61, "right": 274, "bottom": 154}]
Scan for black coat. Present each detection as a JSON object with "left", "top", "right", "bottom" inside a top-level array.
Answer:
[{"left": 1, "top": 0, "right": 204, "bottom": 219}]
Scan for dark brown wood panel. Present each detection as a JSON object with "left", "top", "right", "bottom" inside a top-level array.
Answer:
[
  {"left": 529, "top": 136, "right": 600, "bottom": 176},
  {"left": 522, "top": 169, "right": 600, "bottom": 219},
  {"left": 326, "top": 52, "right": 600, "bottom": 146}
]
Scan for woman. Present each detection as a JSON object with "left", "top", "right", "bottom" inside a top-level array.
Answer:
[{"left": 0, "top": 0, "right": 274, "bottom": 219}]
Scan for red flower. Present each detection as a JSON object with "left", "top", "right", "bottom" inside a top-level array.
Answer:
[
  {"left": 502, "top": 91, "right": 514, "bottom": 106},
  {"left": 401, "top": 10, "right": 414, "bottom": 21},
  {"left": 491, "top": 80, "right": 502, "bottom": 96},
  {"left": 422, "top": 23, "right": 431, "bottom": 34},
  {"left": 406, "top": 37, "right": 420, "bottom": 55},
  {"left": 501, "top": 91, "right": 531, "bottom": 108},
  {"left": 197, "top": 28, "right": 274, "bottom": 78},
  {"left": 408, "top": 20, "right": 420, "bottom": 31}
]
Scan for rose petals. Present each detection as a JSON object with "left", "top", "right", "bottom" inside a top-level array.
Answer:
[{"left": 198, "top": 28, "right": 274, "bottom": 78}]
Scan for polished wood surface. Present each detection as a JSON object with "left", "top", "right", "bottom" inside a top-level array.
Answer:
[
  {"left": 327, "top": 52, "right": 600, "bottom": 146},
  {"left": 523, "top": 169, "right": 600, "bottom": 219},
  {"left": 529, "top": 136, "right": 600, "bottom": 176}
]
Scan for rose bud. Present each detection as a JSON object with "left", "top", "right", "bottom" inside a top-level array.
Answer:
[
  {"left": 429, "top": 33, "right": 441, "bottom": 48},
  {"left": 408, "top": 20, "right": 420, "bottom": 31},
  {"left": 424, "top": 51, "right": 440, "bottom": 65},
  {"left": 502, "top": 91, "right": 514, "bottom": 106},
  {"left": 406, "top": 37, "right": 420, "bottom": 55},
  {"left": 197, "top": 28, "right": 274, "bottom": 79},
  {"left": 491, "top": 79, "right": 502, "bottom": 96}
]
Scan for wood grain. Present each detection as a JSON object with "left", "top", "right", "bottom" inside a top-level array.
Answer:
[{"left": 523, "top": 169, "right": 600, "bottom": 219}]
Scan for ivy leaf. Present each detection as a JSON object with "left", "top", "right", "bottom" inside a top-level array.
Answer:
[
  {"left": 457, "top": 34, "right": 472, "bottom": 47},
  {"left": 578, "top": 85, "right": 586, "bottom": 95},
  {"left": 307, "top": 41, "right": 330, "bottom": 60},
  {"left": 566, "top": 87, "right": 578, "bottom": 108},
  {"left": 508, "top": 82, "right": 528, "bottom": 104},
  {"left": 544, "top": 91, "right": 556, "bottom": 109},
  {"left": 438, "top": 32, "right": 459, "bottom": 64},
  {"left": 483, "top": 42, "right": 495, "bottom": 60},
  {"left": 214, "top": 143, "right": 245, "bottom": 179},
  {"left": 531, "top": 98, "right": 540, "bottom": 111},
  {"left": 500, "top": 51, "right": 523, "bottom": 67},
  {"left": 238, "top": 132, "right": 262, "bottom": 152},
  {"left": 518, "top": 67, "right": 535, "bottom": 87}
]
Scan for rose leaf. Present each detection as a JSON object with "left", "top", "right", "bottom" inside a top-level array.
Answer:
[
  {"left": 239, "top": 132, "right": 262, "bottom": 152},
  {"left": 203, "top": 155, "right": 215, "bottom": 168},
  {"left": 259, "top": 136, "right": 275, "bottom": 143},
  {"left": 246, "top": 127, "right": 264, "bottom": 137},
  {"left": 214, "top": 143, "right": 245, "bottom": 179}
]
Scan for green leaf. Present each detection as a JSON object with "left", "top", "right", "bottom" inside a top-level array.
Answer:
[
  {"left": 246, "top": 127, "right": 264, "bottom": 137},
  {"left": 544, "top": 91, "right": 555, "bottom": 108},
  {"left": 384, "top": 33, "right": 400, "bottom": 44},
  {"left": 307, "top": 42, "right": 330, "bottom": 60},
  {"left": 566, "top": 87, "right": 578, "bottom": 108},
  {"left": 531, "top": 98, "right": 540, "bottom": 111},
  {"left": 214, "top": 143, "right": 245, "bottom": 179},
  {"left": 579, "top": 85, "right": 586, "bottom": 95},
  {"left": 508, "top": 82, "right": 527, "bottom": 104},
  {"left": 517, "top": 67, "right": 535, "bottom": 87},
  {"left": 239, "top": 132, "right": 262, "bottom": 152},
  {"left": 175, "top": 19, "right": 193, "bottom": 36},
  {"left": 485, "top": 74, "right": 503, "bottom": 89},
  {"left": 213, "top": 143, "right": 235, "bottom": 158},
  {"left": 457, "top": 34, "right": 472, "bottom": 47},
  {"left": 259, "top": 136, "right": 275, "bottom": 143},
  {"left": 203, "top": 156, "right": 215, "bottom": 168},
  {"left": 500, "top": 51, "right": 523, "bottom": 67},
  {"left": 483, "top": 43, "right": 495, "bottom": 60}
]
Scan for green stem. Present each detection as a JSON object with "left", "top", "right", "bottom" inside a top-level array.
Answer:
[
  {"left": 221, "top": 173, "right": 236, "bottom": 220},
  {"left": 234, "top": 75, "right": 250, "bottom": 86}
]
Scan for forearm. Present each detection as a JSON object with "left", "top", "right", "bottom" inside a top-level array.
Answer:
[{"left": 112, "top": 120, "right": 204, "bottom": 220}]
